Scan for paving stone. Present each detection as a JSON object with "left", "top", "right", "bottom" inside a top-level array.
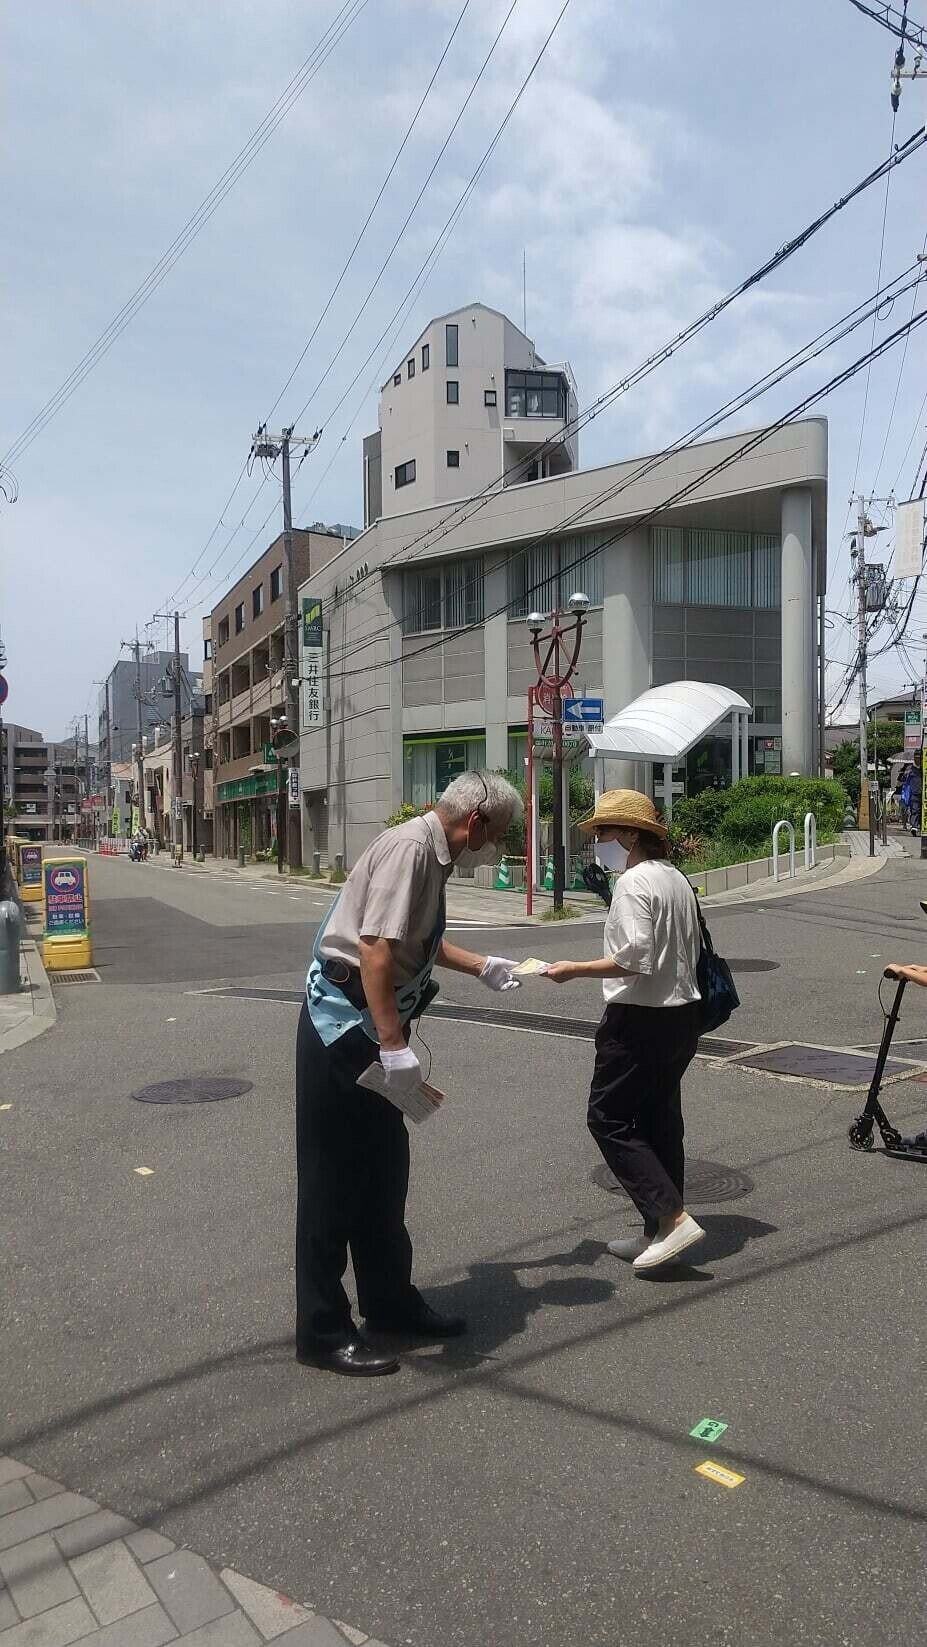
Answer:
[
  {"left": 171, "top": 1612, "right": 260, "bottom": 1646},
  {"left": 220, "top": 1568, "right": 312, "bottom": 1639},
  {"left": 275, "top": 1619, "right": 354, "bottom": 1647},
  {"left": 124, "top": 1531, "right": 176, "bottom": 1564},
  {"left": 145, "top": 1552, "right": 237, "bottom": 1635},
  {"left": 0, "top": 1465, "right": 31, "bottom": 1491},
  {"left": 70, "top": 1538, "right": 157, "bottom": 1626},
  {"left": 333, "top": 1627, "right": 368, "bottom": 1645},
  {"left": 53, "top": 1511, "right": 137, "bottom": 1559},
  {"left": 21, "top": 1479, "right": 63, "bottom": 1505},
  {"left": 0, "top": 1534, "right": 79, "bottom": 1617},
  {"left": 77, "top": 1600, "right": 180, "bottom": 1646},
  {"left": 0, "top": 1594, "right": 96, "bottom": 1646},
  {"left": 0, "top": 1495, "right": 97, "bottom": 1555},
  {"left": 0, "top": 1589, "right": 17, "bottom": 1631},
  {"left": 0, "top": 1489, "right": 31, "bottom": 1521}
]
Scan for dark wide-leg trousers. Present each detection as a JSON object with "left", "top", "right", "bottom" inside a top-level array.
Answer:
[
  {"left": 295, "top": 1001, "right": 422, "bottom": 1349},
  {"left": 587, "top": 1001, "right": 701, "bottom": 1231}
]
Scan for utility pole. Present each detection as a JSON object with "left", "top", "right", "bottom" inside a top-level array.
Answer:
[
  {"left": 120, "top": 634, "right": 147, "bottom": 833},
  {"left": 527, "top": 595, "right": 589, "bottom": 912},
  {"left": 251, "top": 423, "right": 320, "bottom": 871},
  {"left": 172, "top": 612, "right": 183, "bottom": 858},
  {"left": 854, "top": 498, "right": 871, "bottom": 834},
  {"left": 84, "top": 712, "right": 90, "bottom": 844}
]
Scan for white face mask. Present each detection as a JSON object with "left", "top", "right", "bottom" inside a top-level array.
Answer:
[
  {"left": 596, "top": 838, "right": 629, "bottom": 872},
  {"left": 457, "top": 841, "right": 502, "bottom": 869}
]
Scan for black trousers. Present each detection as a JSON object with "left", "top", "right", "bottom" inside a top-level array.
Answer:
[
  {"left": 295, "top": 1002, "right": 422, "bottom": 1348},
  {"left": 587, "top": 1001, "right": 701, "bottom": 1229}
]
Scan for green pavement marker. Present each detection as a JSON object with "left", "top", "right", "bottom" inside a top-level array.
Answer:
[{"left": 689, "top": 1418, "right": 728, "bottom": 1442}]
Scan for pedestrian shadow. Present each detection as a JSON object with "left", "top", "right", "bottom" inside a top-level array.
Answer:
[{"left": 388, "top": 1240, "right": 621, "bottom": 1370}]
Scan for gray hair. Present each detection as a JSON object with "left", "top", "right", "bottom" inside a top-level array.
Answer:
[{"left": 437, "top": 770, "right": 523, "bottom": 830}]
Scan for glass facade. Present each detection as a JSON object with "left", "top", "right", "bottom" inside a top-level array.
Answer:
[
  {"left": 508, "top": 533, "right": 605, "bottom": 617},
  {"left": 403, "top": 736, "right": 485, "bottom": 805},
  {"left": 403, "top": 558, "right": 484, "bottom": 633},
  {"left": 505, "top": 370, "right": 566, "bottom": 419},
  {"left": 652, "top": 526, "right": 781, "bottom": 608}
]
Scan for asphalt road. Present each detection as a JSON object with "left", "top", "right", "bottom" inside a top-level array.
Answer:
[{"left": 3, "top": 852, "right": 927, "bottom": 1646}]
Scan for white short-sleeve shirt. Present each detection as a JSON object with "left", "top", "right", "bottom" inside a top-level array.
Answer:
[{"left": 602, "top": 859, "right": 701, "bottom": 1008}]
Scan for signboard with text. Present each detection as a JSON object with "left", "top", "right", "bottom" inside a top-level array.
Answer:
[
  {"left": 288, "top": 767, "right": 301, "bottom": 807},
  {"left": 301, "top": 647, "right": 325, "bottom": 729},
  {"left": 904, "top": 709, "right": 922, "bottom": 753},
  {"left": 20, "top": 844, "right": 43, "bottom": 887},
  {"left": 302, "top": 596, "right": 323, "bottom": 648},
  {"left": 44, "top": 858, "right": 88, "bottom": 937}
]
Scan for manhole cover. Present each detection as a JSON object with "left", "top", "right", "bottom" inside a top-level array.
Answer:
[
  {"left": 728, "top": 959, "right": 779, "bottom": 973},
  {"left": 132, "top": 1078, "right": 254, "bottom": 1105},
  {"left": 592, "top": 1158, "right": 754, "bottom": 1203},
  {"left": 734, "top": 1044, "right": 919, "bottom": 1089}
]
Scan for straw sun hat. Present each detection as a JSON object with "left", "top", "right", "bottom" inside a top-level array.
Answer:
[{"left": 578, "top": 788, "right": 669, "bottom": 839}]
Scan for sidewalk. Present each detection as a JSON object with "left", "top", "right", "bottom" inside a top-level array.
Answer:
[
  {"left": 0, "top": 1455, "right": 385, "bottom": 1645},
  {"left": 0, "top": 914, "right": 56, "bottom": 1056}
]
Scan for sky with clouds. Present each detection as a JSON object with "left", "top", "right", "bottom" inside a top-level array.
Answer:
[{"left": 3, "top": 0, "right": 927, "bottom": 741}]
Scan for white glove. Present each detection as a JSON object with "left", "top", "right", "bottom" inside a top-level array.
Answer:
[
  {"left": 479, "top": 956, "right": 522, "bottom": 993},
  {"left": 380, "top": 1046, "right": 422, "bottom": 1091}
]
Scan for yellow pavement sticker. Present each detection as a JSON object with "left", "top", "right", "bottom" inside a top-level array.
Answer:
[
  {"left": 695, "top": 1460, "right": 745, "bottom": 1489},
  {"left": 0, "top": 1103, "right": 12, "bottom": 1112},
  {"left": 134, "top": 1167, "right": 155, "bottom": 1177},
  {"left": 165, "top": 1017, "right": 177, "bottom": 1023}
]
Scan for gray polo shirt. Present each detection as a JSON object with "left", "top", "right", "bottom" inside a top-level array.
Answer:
[{"left": 320, "top": 811, "right": 453, "bottom": 984}]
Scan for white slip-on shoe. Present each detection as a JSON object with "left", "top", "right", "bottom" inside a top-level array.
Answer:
[
  {"left": 632, "top": 1214, "right": 706, "bottom": 1272},
  {"left": 606, "top": 1234, "right": 651, "bottom": 1261}
]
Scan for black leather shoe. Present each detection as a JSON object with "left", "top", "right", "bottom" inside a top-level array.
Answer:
[
  {"left": 366, "top": 1302, "right": 467, "bottom": 1338},
  {"left": 296, "top": 1338, "right": 400, "bottom": 1377}
]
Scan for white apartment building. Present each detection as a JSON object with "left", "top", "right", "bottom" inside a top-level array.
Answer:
[{"left": 362, "top": 303, "right": 579, "bottom": 526}]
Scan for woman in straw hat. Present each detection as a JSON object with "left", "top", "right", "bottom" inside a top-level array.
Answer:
[{"left": 544, "top": 789, "right": 706, "bottom": 1271}]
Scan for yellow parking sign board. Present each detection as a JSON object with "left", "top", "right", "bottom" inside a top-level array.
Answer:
[
  {"left": 42, "top": 853, "right": 93, "bottom": 971},
  {"left": 695, "top": 1460, "right": 745, "bottom": 1489}
]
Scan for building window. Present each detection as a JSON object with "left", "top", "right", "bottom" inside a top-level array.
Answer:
[
  {"left": 422, "top": 343, "right": 430, "bottom": 371},
  {"left": 407, "top": 358, "right": 415, "bottom": 380},
  {"left": 393, "top": 372, "right": 401, "bottom": 386},
  {"left": 203, "top": 638, "right": 213, "bottom": 660},
  {"left": 234, "top": 602, "right": 245, "bottom": 634},
  {"left": 217, "top": 617, "right": 229, "bottom": 647},
  {"left": 204, "top": 694, "right": 213, "bottom": 715},
  {"left": 484, "top": 389, "right": 497, "bottom": 407},
  {"left": 270, "top": 564, "right": 282, "bottom": 602},
  {"left": 395, "top": 459, "right": 416, "bottom": 489},
  {"left": 402, "top": 557, "right": 484, "bottom": 633},
  {"left": 446, "top": 449, "right": 460, "bottom": 468},
  {"left": 252, "top": 584, "right": 264, "bottom": 619},
  {"left": 446, "top": 380, "right": 459, "bottom": 405},
  {"left": 507, "top": 535, "right": 605, "bottom": 617},
  {"left": 445, "top": 323, "right": 458, "bottom": 367},
  {"left": 205, "top": 748, "right": 214, "bottom": 770},
  {"left": 403, "top": 735, "right": 486, "bottom": 806},
  {"left": 652, "top": 526, "right": 781, "bottom": 609},
  {"left": 505, "top": 370, "right": 565, "bottom": 419}
]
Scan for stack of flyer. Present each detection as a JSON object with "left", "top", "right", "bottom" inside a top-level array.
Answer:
[{"left": 356, "top": 1062, "right": 445, "bottom": 1124}]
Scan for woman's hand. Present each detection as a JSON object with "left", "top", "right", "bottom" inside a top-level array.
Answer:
[{"left": 543, "top": 961, "right": 580, "bottom": 984}]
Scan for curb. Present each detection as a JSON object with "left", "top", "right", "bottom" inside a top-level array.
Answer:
[{"left": 0, "top": 922, "right": 57, "bottom": 1055}]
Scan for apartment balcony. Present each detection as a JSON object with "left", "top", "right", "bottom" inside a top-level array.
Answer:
[
  {"left": 251, "top": 676, "right": 271, "bottom": 716},
  {"left": 216, "top": 698, "right": 232, "bottom": 729},
  {"left": 232, "top": 687, "right": 252, "bottom": 724}
]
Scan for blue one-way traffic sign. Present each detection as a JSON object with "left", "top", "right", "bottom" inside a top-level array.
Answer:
[{"left": 563, "top": 695, "right": 604, "bottom": 729}]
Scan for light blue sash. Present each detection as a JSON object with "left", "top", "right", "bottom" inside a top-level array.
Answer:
[{"left": 305, "top": 891, "right": 446, "bottom": 1048}]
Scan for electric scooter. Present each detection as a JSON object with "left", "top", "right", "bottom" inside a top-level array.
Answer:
[{"left": 849, "top": 901, "right": 927, "bottom": 1161}]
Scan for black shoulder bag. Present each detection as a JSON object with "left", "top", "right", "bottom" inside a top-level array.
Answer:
[{"left": 689, "top": 882, "right": 740, "bottom": 1033}]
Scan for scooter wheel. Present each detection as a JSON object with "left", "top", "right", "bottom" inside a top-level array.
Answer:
[{"left": 849, "top": 1120, "right": 874, "bottom": 1150}]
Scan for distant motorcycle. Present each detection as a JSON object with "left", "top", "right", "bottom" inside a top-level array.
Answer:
[{"left": 128, "top": 840, "right": 144, "bottom": 862}]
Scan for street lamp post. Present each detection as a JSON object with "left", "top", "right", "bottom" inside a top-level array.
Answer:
[
  {"left": 270, "top": 714, "right": 289, "bottom": 876},
  {"left": 526, "top": 593, "right": 589, "bottom": 913}
]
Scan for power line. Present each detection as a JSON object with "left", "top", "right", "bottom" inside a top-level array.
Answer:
[
  {"left": 2, "top": 0, "right": 371, "bottom": 471},
  {"left": 321, "top": 261, "right": 927, "bottom": 678},
  {"left": 845, "top": 0, "right": 926, "bottom": 50},
  {"left": 309, "top": 299, "right": 927, "bottom": 742},
  {"left": 293, "top": 126, "right": 927, "bottom": 653}
]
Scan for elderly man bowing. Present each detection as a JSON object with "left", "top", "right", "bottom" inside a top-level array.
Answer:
[{"left": 296, "top": 770, "right": 523, "bottom": 1377}]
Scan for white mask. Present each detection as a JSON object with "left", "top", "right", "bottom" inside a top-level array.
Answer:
[
  {"left": 597, "top": 839, "right": 629, "bottom": 872},
  {"left": 457, "top": 841, "right": 502, "bottom": 869}
]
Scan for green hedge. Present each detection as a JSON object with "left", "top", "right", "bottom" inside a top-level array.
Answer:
[{"left": 671, "top": 775, "right": 849, "bottom": 857}]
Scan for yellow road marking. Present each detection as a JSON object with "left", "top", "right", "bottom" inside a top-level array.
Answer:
[{"left": 695, "top": 1460, "right": 745, "bottom": 1489}]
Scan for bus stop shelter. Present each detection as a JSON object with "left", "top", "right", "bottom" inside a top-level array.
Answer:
[{"left": 586, "top": 681, "right": 753, "bottom": 821}]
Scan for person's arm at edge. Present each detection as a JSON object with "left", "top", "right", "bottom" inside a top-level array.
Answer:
[
  {"left": 358, "top": 936, "right": 405, "bottom": 1050},
  {"left": 435, "top": 937, "right": 487, "bottom": 976},
  {"left": 544, "top": 957, "right": 636, "bottom": 983}
]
